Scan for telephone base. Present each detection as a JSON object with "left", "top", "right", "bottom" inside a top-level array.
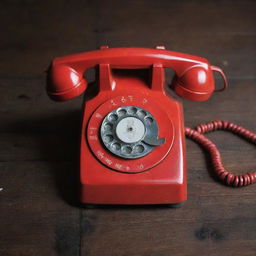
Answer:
[{"left": 79, "top": 65, "right": 187, "bottom": 206}]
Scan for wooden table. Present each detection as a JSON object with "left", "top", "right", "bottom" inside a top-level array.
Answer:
[{"left": 1, "top": 1, "right": 256, "bottom": 255}]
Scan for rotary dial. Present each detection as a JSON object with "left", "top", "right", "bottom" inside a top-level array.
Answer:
[{"left": 100, "top": 106, "right": 165, "bottom": 159}]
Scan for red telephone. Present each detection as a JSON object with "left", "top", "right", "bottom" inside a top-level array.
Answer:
[{"left": 47, "top": 46, "right": 256, "bottom": 205}]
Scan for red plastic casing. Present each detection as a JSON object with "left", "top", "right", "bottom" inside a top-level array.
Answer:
[
  {"left": 47, "top": 47, "right": 224, "bottom": 205},
  {"left": 82, "top": 69, "right": 186, "bottom": 204}
]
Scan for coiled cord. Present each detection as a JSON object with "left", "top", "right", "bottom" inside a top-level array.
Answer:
[{"left": 185, "top": 120, "right": 256, "bottom": 187}]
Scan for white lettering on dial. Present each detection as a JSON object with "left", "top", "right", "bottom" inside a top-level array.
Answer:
[
  {"left": 142, "top": 98, "right": 148, "bottom": 104},
  {"left": 95, "top": 113, "right": 103, "bottom": 118}
]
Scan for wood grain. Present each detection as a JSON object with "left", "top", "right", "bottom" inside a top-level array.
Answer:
[
  {"left": 1, "top": 0, "right": 256, "bottom": 78},
  {"left": 0, "top": 0, "right": 256, "bottom": 255}
]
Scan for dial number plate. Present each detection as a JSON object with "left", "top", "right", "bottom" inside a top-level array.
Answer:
[{"left": 87, "top": 95, "right": 174, "bottom": 173}]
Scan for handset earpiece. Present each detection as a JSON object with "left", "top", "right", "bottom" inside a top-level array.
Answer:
[
  {"left": 47, "top": 64, "right": 87, "bottom": 101},
  {"left": 172, "top": 65, "right": 227, "bottom": 101},
  {"left": 172, "top": 65, "right": 215, "bottom": 101}
]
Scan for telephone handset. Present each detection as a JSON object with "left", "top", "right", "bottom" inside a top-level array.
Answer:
[
  {"left": 47, "top": 46, "right": 256, "bottom": 205},
  {"left": 47, "top": 46, "right": 227, "bottom": 101}
]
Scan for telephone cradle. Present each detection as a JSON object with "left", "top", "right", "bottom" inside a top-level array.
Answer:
[{"left": 47, "top": 46, "right": 256, "bottom": 206}]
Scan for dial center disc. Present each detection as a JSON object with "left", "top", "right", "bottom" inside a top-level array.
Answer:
[{"left": 116, "top": 117, "right": 145, "bottom": 143}]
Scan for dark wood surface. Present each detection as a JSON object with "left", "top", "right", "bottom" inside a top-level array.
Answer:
[{"left": 1, "top": 1, "right": 256, "bottom": 255}]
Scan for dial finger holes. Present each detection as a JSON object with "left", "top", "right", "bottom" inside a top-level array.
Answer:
[
  {"left": 134, "top": 145, "right": 144, "bottom": 153},
  {"left": 100, "top": 105, "right": 157, "bottom": 159},
  {"left": 121, "top": 145, "right": 132, "bottom": 154},
  {"left": 145, "top": 116, "right": 154, "bottom": 124},
  {"left": 112, "top": 142, "right": 121, "bottom": 151},
  {"left": 104, "top": 123, "right": 113, "bottom": 131},
  {"left": 104, "top": 135, "right": 114, "bottom": 143},
  {"left": 128, "top": 107, "right": 137, "bottom": 115},
  {"left": 108, "top": 113, "right": 118, "bottom": 122},
  {"left": 117, "top": 108, "right": 127, "bottom": 116},
  {"left": 137, "top": 110, "right": 146, "bottom": 118}
]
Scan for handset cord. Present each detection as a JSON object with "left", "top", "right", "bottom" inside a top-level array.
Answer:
[{"left": 185, "top": 120, "right": 256, "bottom": 187}]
